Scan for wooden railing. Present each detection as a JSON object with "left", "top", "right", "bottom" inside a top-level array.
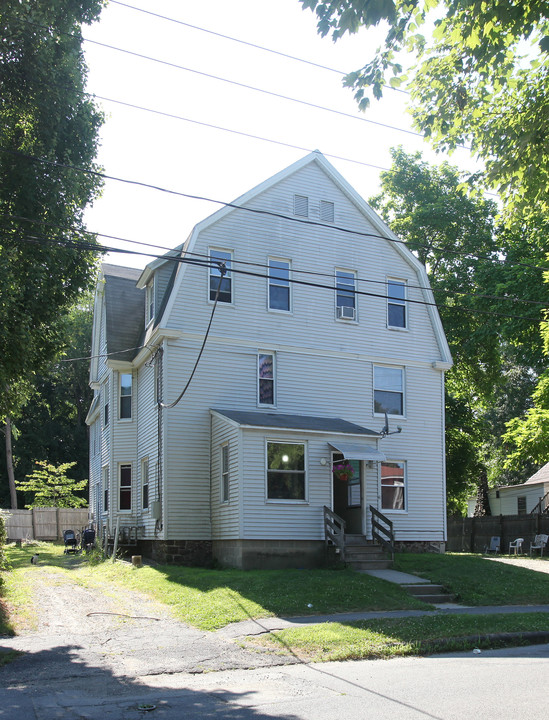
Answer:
[
  {"left": 531, "top": 490, "right": 549, "bottom": 515},
  {"left": 324, "top": 505, "right": 346, "bottom": 561},
  {"left": 370, "top": 505, "right": 394, "bottom": 561}
]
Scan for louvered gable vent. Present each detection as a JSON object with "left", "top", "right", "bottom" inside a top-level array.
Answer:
[
  {"left": 320, "top": 200, "right": 334, "bottom": 223},
  {"left": 294, "top": 194, "right": 309, "bottom": 217}
]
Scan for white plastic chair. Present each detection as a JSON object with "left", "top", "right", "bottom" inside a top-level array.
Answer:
[
  {"left": 530, "top": 534, "right": 548, "bottom": 557},
  {"left": 509, "top": 538, "right": 524, "bottom": 555}
]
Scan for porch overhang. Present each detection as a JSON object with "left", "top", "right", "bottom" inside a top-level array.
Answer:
[{"left": 329, "top": 441, "right": 386, "bottom": 462}]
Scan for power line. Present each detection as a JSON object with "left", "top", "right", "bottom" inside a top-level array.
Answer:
[
  {"left": 4, "top": 230, "right": 544, "bottom": 324},
  {"left": 1, "top": 148, "right": 541, "bottom": 273},
  {"left": 3, "top": 212, "right": 546, "bottom": 308}
]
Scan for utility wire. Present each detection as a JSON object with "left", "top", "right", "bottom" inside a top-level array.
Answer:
[
  {"left": 5, "top": 230, "right": 544, "bottom": 323},
  {"left": 3, "top": 212, "right": 546, "bottom": 307},
  {"left": 0, "top": 149, "right": 542, "bottom": 273}
]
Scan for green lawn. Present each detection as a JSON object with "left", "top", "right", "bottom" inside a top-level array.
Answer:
[
  {"left": 393, "top": 552, "right": 549, "bottom": 605},
  {"left": 249, "top": 613, "right": 549, "bottom": 661}
]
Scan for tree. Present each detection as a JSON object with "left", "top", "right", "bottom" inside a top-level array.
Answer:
[
  {"left": 0, "top": 0, "right": 104, "bottom": 424},
  {"left": 369, "top": 148, "right": 547, "bottom": 510},
  {"left": 16, "top": 461, "right": 87, "bottom": 508},
  {"left": 301, "top": 0, "right": 549, "bottom": 218}
]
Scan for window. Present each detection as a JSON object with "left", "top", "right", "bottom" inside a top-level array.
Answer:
[
  {"left": 141, "top": 458, "right": 149, "bottom": 510},
  {"left": 146, "top": 280, "right": 155, "bottom": 325},
  {"left": 381, "top": 461, "right": 406, "bottom": 511},
  {"left": 119, "top": 464, "right": 132, "bottom": 511},
  {"left": 294, "top": 194, "right": 308, "bottom": 217},
  {"left": 335, "top": 270, "right": 357, "bottom": 320},
  {"left": 209, "top": 248, "right": 232, "bottom": 303},
  {"left": 517, "top": 496, "right": 527, "bottom": 515},
  {"left": 119, "top": 373, "right": 132, "bottom": 419},
  {"left": 320, "top": 200, "right": 334, "bottom": 223},
  {"left": 374, "top": 366, "right": 404, "bottom": 416},
  {"left": 258, "top": 353, "right": 275, "bottom": 405},
  {"left": 267, "top": 442, "right": 306, "bottom": 500},
  {"left": 387, "top": 279, "right": 407, "bottom": 329},
  {"left": 102, "top": 466, "right": 109, "bottom": 513},
  {"left": 221, "top": 444, "right": 229, "bottom": 503},
  {"left": 268, "top": 258, "right": 290, "bottom": 311},
  {"left": 104, "top": 399, "right": 109, "bottom": 427}
]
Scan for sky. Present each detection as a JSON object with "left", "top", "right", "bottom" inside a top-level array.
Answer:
[{"left": 82, "top": 0, "right": 478, "bottom": 270}]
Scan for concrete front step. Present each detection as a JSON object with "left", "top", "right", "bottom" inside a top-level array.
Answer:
[{"left": 404, "top": 583, "right": 456, "bottom": 604}]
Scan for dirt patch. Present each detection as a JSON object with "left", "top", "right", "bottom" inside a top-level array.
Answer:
[{"left": 484, "top": 556, "right": 549, "bottom": 573}]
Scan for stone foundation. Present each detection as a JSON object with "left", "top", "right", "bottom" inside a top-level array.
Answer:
[
  {"left": 212, "top": 539, "right": 327, "bottom": 569},
  {"left": 137, "top": 539, "right": 213, "bottom": 566},
  {"left": 394, "top": 541, "right": 446, "bottom": 554}
]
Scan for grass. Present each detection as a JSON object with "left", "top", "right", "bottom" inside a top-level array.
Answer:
[
  {"left": 248, "top": 613, "right": 549, "bottom": 661},
  {"left": 393, "top": 552, "right": 549, "bottom": 605}
]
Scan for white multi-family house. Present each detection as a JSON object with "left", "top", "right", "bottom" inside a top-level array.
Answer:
[{"left": 86, "top": 151, "right": 452, "bottom": 568}]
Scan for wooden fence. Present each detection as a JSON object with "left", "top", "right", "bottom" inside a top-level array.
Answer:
[
  {"left": 2, "top": 507, "right": 90, "bottom": 541},
  {"left": 447, "top": 514, "right": 549, "bottom": 554}
]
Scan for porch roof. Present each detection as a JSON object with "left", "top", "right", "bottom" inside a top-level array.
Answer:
[
  {"left": 329, "top": 441, "right": 386, "bottom": 462},
  {"left": 211, "top": 409, "right": 380, "bottom": 436}
]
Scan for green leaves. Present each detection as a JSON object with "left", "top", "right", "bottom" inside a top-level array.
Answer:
[{"left": 15, "top": 460, "right": 87, "bottom": 508}]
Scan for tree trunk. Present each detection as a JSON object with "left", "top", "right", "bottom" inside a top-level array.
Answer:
[{"left": 5, "top": 417, "right": 18, "bottom": 509}]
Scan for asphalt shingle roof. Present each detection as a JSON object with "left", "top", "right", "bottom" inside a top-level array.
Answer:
[
  {"left": 212, "top": 409, "right": 379, "bottom": 435},
  {"left": 103, "top": 264, "right": 144, "bottom": 361}
]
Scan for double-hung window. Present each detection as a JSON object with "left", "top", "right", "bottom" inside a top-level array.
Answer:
[
  {"left": 102, "top": 466, "right": 109, "bottom": 513},
  {"left": 258, "top": 353, "right": 275, "bottom": 406},
  {"left": 381, "top": 461, "right": 406, "bottom": 511},
  {"left": 119, "top": 373, "right": 132, "bottom": 419},
  {"left": 335, "top": 270, "right": 357, "bottom": 321},
  {"left": 267, "top": 442, "right": 306, "bottom": 501},
  {"left": 221, "top": 444, "right": 229, "bottom": 503},
  {"left": 268, "top": 258, "right": 290, "bottom": 311},
  {"left": 387, "top": 279, "right": 407, "bottom": 329},
  {"left": 209, "top": 248, "right": 232, "bottom": 303},
  {"left": 146, "top": 280, "right": 155, "bottom": 325},
  {"left": 374, "top": 366, "right": 404, "bottom": 416},
  {"left": 141, "top": 458, "right": 149, "bottom": 510},
  {"left": 119, "top": 464, "right": 132, "bottom": 511}
]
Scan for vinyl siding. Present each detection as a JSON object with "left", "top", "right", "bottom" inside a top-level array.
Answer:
[{"left": 210, "top": 414, "right": 241, "bottom": 539}]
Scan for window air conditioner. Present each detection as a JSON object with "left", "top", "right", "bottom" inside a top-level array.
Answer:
[{"left": 337, "top": 305, "right": 356, "bottom": 320}]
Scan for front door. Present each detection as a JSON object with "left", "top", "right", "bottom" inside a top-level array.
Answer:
[{"left": 332, "top": 453, "right": 362, "bottom": 534}]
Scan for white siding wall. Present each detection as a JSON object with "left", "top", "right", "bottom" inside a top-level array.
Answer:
[
  {"left": 135, "top": 359, "right": 160, "bottom": 536},
  {"left": 210, "top": 414, "right": 241, "bottom": 539}
]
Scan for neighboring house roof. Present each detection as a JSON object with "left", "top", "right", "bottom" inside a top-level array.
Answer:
[
  {"left": 524, "top": 461, "right": 549, "bottom": 486},
  {"left": 212, "top": 409, "right": 380, "bottom": 436},
  {"left": 103, "top": 264, "right": 144, "bottom": 362}
]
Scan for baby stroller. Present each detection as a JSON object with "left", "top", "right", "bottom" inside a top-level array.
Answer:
[
  {"left": 81, "top": 527, "right": 96, "bottom": 554},
  {"left": 63, "top": 529, "right": 79, "bottom": 554}
]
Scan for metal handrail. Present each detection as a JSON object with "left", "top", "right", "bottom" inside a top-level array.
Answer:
[
  {"left": 324, "top": 505, "right": 346, "bottom": 561},
  {"left": 369, "top": 505, "right": 395, "bottom": 561}
]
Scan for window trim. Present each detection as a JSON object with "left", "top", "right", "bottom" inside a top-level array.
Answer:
[
  {"left": 387, "top": 278, "right": 407, "bottom": 330},
  {"left": 119, "top": 463, "right": 132, "bottom": 512},
  {"left": 221, "top": 444, "right": 230, "bottom": 504},
  {"left": 266, "top": 440, "right": 307, "bottom": 503},
  {"left": 373, "top": 365, "right": 405, "bottom": 418},
  {"left": 208, "top": 247, "right": 233, "bottom": 304},
  {"left": 258, "top": 352, "right": 276, "bottom": 407},
  {"left": 267, "top": 257, "right": 291, "bottom": 313},
  {"left": 380, "top": 460, "right": 407, "bottom": 513},
  {"left": 119, "top": 372, "right": 133, "bottom": 421},
  {"left": 141, "top": 457, "right": 149, "bottom": 510},
  {"left": 335, "top": 268, "right": 357, "bottom": 321}
]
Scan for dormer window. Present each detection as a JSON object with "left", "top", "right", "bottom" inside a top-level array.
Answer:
[{"left": 146, "top": 280, "right": 155, "bottom": 325}]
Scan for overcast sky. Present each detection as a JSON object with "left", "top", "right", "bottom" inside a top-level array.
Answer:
[{"left": 82, "top": 0, "right": 478, "bottom": 269}]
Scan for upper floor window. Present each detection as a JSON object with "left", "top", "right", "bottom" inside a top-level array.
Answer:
[
  {"left": 146, "top": 280, "right": 155, "bottom": 325},
  {"left": 221, "top": 444, "right": 230, "bottom": 503},
  {"left": 209, "top": 248, "right": 232, "bottom": 303},
  {"left": 335, "top": 270, "right": 357, "bottom": 321},
  {"left": 119, "top": 373, "right": 132, "bottom": 419},
  {"left": 268, "top": 258, "right": 290, "bottom": 312},
  {"left": 267, "top": 442, "right": 306, "bottom": 501},
  {"left": 374, "top": 365, "right": 404, "bottom": 416},
  {"left": 119, "top": 463, "right": 132, "bottom": 511},
  {"left": 294, "top": 194, "right": 308, "bottom": 217},
  {"left": 387, "top": 279, "right": 407, "bottom": 329},
  {"left": 320, "top": 200, "right": 334, "bottom": 223},
  {"left": 381, "top": 461, "right": 406, "bottom": 511},
  {"left": 103, "top": 387, "right": 109, "bottom": 427},
  {"left": 258, "top": 353, "right": 275, "bottom": 406}
]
